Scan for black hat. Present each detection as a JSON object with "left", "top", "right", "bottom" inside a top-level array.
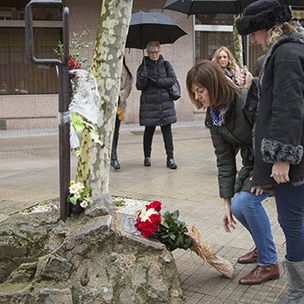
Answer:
[{"left": 236, "top": 0, "right": 292, "bottom": 35}]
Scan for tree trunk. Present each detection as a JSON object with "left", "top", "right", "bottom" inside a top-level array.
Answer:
[
  {"left": 233, "top": 15, "right": 243, "bottom": 67},
  {"left": 76, "top": 0, "right": 133, "bottom": 196}
]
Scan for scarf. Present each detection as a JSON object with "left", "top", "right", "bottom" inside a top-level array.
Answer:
[{"left": 210, "top": 106, "right": 227, "bottom": 127}]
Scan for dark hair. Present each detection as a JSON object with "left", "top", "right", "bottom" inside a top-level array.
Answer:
[{"left": 186, "top": 60, "right": 240, "bottom": 110}]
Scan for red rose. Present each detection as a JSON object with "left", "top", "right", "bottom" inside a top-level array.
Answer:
[
  {"left": 149, "top": 213, "right": 161, "bottom": 225},
  {"left": 69, "top": 60, "right": 81, "bottom": 70},
  {"left": 148, "top": 201, "right": 162, "bottom": 212},
  {"left": 136, "top": 219, "right": 149, "bottom": 230},
  {"left": 135, "top": 222, "right": 145, "bottom": 230},
  {"left": 140, "top": 222, "right": 158, "bottom": 238},
  {"left": 69, "top": 61, "right": 75, "bottom": 69}
]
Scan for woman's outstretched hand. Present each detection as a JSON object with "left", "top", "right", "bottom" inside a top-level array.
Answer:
[{"left": 222, "top": 198, "right": 236, "bottom": 233}]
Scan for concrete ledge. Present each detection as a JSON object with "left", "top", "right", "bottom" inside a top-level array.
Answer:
[{"left": 0, "top": 95, "right": 58, "bottom": 130}]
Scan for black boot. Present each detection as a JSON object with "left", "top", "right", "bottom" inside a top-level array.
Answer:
[
  {"left": 143, "top": 126, "right": 155, "bottom": 166},
  {"left": 144, "top": 157, "right": 151, "bottom": 167},
  {"left": 111, "top": 159, "right": 120, "bottom": 170},
  {"left": 111, "top": 115, "right": 121, "bottom": 170},
  {"left": 167, "top": 158, "right": 177, "bottom": 169},
  {"left": 161, "top": 125, "right": 176, "bottom": 169}
]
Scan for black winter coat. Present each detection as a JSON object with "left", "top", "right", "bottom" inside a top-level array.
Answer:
[
  {"left": 136, "top": 55, "right": 177, "bottom": 126},
  {"left": 247, "top": 31, "right": 304, "bottom": 189},
  {"left": 205, "top": 90, "right": 256, "bottom": 198}
]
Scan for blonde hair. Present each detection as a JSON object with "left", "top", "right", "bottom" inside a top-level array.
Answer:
[
  {"left": 266, "top": 22, "right": 298, "bottom": 47},
  {"left": 212, "top": 46, "right": 239, "bottom": 71},
  {"left": 146, "top": 41, "right": 161, "bottom": 52},
  {"left": 186, "top": 60, "right": 240, "bottom": 110}
]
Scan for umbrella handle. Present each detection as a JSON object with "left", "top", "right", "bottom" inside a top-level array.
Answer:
[
  {"left": 142, "top": 50, "right": 146, "bottom": 72},
  {"left": 242, "top": 35, "right": 246, "bottom": 66}
]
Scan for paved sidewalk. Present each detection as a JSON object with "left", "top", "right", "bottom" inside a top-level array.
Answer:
[{"left": 0, "top": 122, "right": 287, "bottom": 303}]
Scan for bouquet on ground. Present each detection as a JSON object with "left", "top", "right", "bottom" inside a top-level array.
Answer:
[
  {"left": 67, "top": 181, "right": 93, "bottom": 209},
  {"left": 135, "top": 201, "right": 234, "bottom": 278}
]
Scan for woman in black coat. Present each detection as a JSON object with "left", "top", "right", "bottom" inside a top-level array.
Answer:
[
  {"left": 186, "top": 60, "right": 278, "bottom": 286},
  {"left": 136, "top": 41, "right": 177, "bottom": 169},
  {"left": 236, "top": 1, "right": 304, "bottom": 302}
]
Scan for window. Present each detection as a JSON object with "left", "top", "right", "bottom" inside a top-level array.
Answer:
[{"left": 0, "top": 2, "right": 62, "bottom": 95}]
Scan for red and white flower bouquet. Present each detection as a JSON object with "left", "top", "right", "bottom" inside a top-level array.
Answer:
[
  {"left": 135, "top": 201, "right": 162, "bottom": 238},
  {"left": 135, "top": 201, "right": 234, "bottom": 278}
]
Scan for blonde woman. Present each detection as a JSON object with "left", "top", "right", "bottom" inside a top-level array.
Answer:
[
  {"left": 236, "top": 0, "right": 304, "bottom": 301},
  {"left": 136, "top": 41, "right": 178, "bottom": 169},
  {"left": 212, "top": 46, "right": 243, "bottom": 86}
]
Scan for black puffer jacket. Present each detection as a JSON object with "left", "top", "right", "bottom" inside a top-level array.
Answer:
[
  {"left": 205, "top": 90, "right": 255, "bottom": 198},
  {"left": 136, "top": 55, "right": 177, "bottom": 126},
  {"left": 247, "top": 30, "right": 304, "bottom": 189}
]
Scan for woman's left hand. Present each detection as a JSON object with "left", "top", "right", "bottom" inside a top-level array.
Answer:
[{"left": 270, "top": 161, "right": 290, "bottom": 184}]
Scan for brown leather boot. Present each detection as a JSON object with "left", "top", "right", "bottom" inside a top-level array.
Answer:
[
  {"left": 239, "top": 261, "right": 279, "bottom": 285},
  {"left": 237, "top": 247, "right": 258, "bottom": 264}
]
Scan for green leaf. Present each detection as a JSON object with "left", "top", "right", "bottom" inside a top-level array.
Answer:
[
  {"left": 70, "top": 196, "right": 78, "bottom": 205},
  {"left": 113, "top": 200, "right": 126, "bottom": 207},
  {"left": 168, "top": 232, "right": 176, "bottom": 241},
  {"left": 171, "top": 210, "right": 179, "bottom": 219},
  {"left": 81, "top": 185, "right": 90, "bottom": 197}
]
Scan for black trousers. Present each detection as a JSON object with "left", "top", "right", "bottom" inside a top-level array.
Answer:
[
  {"left": 111, "top": 115, "right": 121, "bottom": 161},
  {"left": 143, "top": 124, "right": 174, "bottom": 159}
]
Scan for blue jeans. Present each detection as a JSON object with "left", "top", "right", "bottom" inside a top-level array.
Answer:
[
  {"left": 275, "top": 182, "right": 304, "bottom": 262},
  {"left": 231, "top": 191, "right": 278, "bottom": 265}
]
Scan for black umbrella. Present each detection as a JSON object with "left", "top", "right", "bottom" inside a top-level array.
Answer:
[
  {"left": 163, "top": 0, "right": 304, "bottom": 65},
  {"left": 163, "top": 0, "right": 304, "bottom": 15},
  {"left": 126, "top": 11, "right": 187, "bottom": 50}
]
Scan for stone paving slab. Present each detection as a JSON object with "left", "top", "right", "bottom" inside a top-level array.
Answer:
[{"left": 0, "top": 122, "right": 288, "bottom": 303}]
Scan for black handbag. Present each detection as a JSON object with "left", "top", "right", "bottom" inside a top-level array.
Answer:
[
  {"left": 164, "top": 60, "right": 181, "bottom": 100},
  {"left": 168, "top": 80, "right": 181, "bottom": 100}
]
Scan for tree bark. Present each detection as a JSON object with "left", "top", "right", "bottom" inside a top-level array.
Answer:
[
  {"left": 76, "top": 0, "right": 133, "bottom": 196},
  {"left": 233, "top": 15, "right": 243, "bottom": 67}
]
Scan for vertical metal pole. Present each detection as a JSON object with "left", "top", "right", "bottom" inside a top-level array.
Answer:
[
  {"left": 25, "top": 0, "right": 71, "bottom": 220},
  {"left": 58, "top": 7, "right": 70, "bottom": 220}
]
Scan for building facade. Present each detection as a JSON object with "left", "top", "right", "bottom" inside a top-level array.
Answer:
[{"left": 1, "top": 0, "right": 303, "bottom": 130}]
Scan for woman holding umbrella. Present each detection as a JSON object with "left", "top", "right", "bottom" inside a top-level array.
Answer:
[
  {"left": 236, "top": 0, "right": 304, "bottom": 301},
  {"left": 136, "top": 41, "right": 178, "bottom": 169}
]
